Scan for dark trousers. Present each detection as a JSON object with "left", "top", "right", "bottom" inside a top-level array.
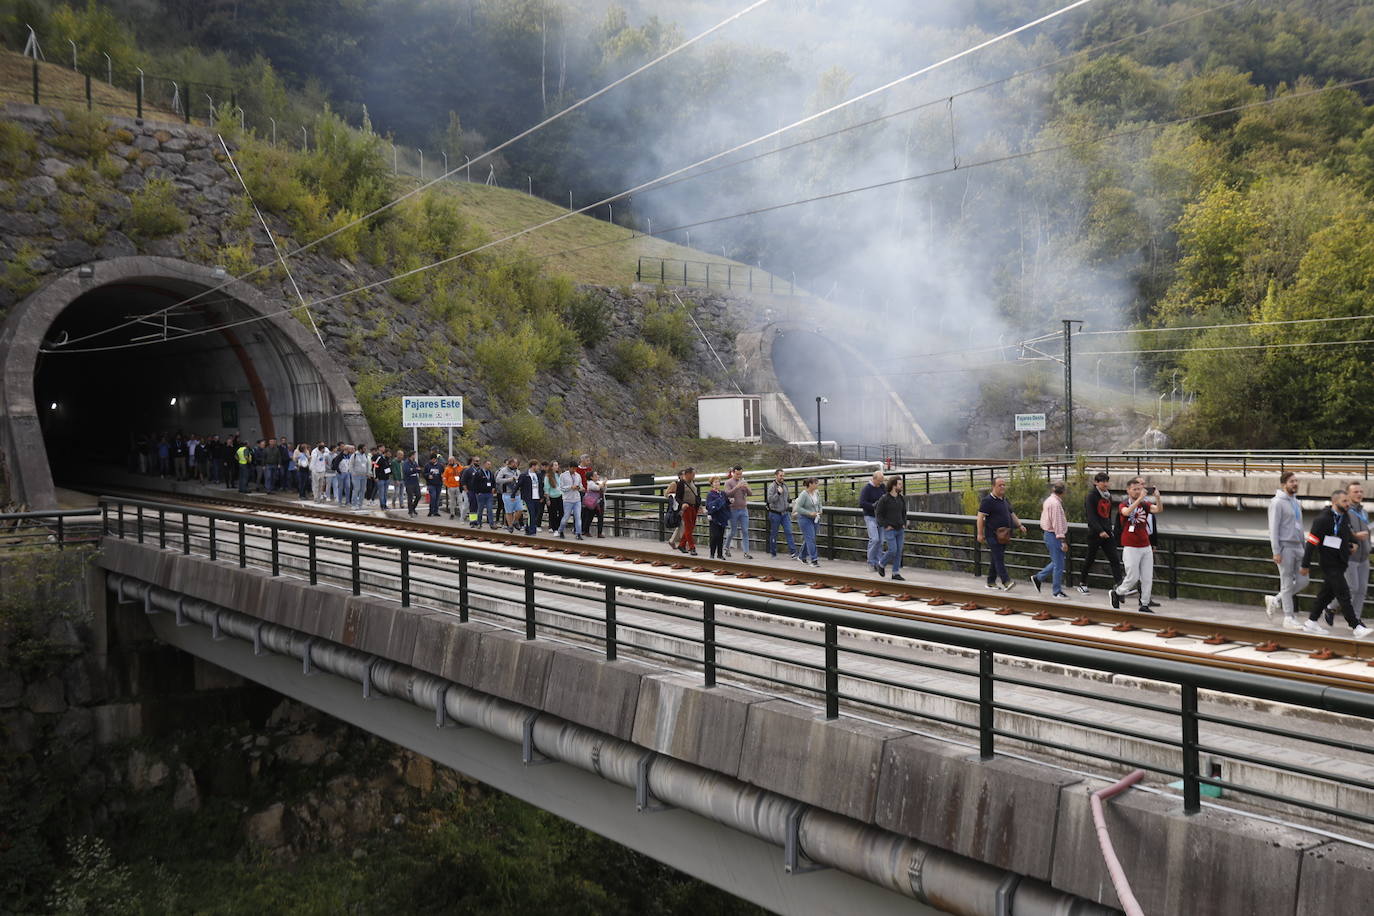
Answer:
[
  {"left": 546, "top": 497, "right": 563, "bottom": 531},
  {"left": 1312, "top": 564, "right": 1361, "bottom": 628},
  {"left": 709, "top": 521, "right": 726, "bottom": 558},
  {"left": 525, "top": 499, "right": 542, "bottom": 535},
  {"left": 427, "top": 484, "right": 442, "bottom": 515},
  {"left": 582, "top": 503, "right": 604, "bottom": 536},
  {"left": 986, "top": 539, "right": 1009, "bottom": 585},
  {"left": 238, "top": 464, "right": 251, "bottom": 492},
  {"left": 406, "top": 482, "right": 421, "bottom": 515},
  {"left": 1080, "top": 534, "right": 1123, "bottom": 586}
]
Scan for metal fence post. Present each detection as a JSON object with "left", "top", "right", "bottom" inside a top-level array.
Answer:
[
  {"left": 237, "top": 520, "right": 246, "bottom": 568},
  {"left": 85, "top": 72, "right": 92, "bottom": 110},
  {"left": 979, "top": 648, "right": 995, "bottom": 760},
  {"left": 182, "top": 82, "right": 191, "bottom": 123},
  {"left": 524, "top": 568, "right": 536, "bottom": 639},
  {"left": 1169, "top": 537, "right": 1179, "bottom": 600},
  {"left": 157, "top": 509, "right": 166, "bottom": 549},
  {"left": 208, "top": 517, "right": 216, "bottom": 561},
  {"left": 350, "top": 540, "right": 361, "bottom": 595},
  {"left": 307, "top": 533, "right": 316, "bottom": 585},
  {"left": 400, "top": 547, "right": 410, "bottom": 607},
  {"left": 1181, "top": 683, "right": 1201, "bottom": 814},
  {"left": 117, "top": 503, "right": 125, "bottom": 539},
  {"left": 826, "top": 511, "right": 836, "bottom": 560},
  {"left": 824, "top": 622, "right": 839, "bottom": 719},
  {"left": 32, "top": 60, "right": 39, "bottom": 104},
  {"left": 974, "top": 536, "right": 982, "bottom": 579},
  {"left": 605, "top": 583, "right": 617, "bottom": 660},
  {"left": 182, "top": 512, "right": 190, "bottom": 555},
  {"left": 136, "top": 76, "right": 143, "bottom": 119},
  {"left": 703, "top": 600, "right": 716, "bottom": 687},
  {"left": 270, "top": 527, "right": 280, "bottom": 575},
  {"left": 459, "top": 557, "right": 469, "bottom": 622},
  {"left": 56, "top": 515, "right": 65, "bottom": 550}
]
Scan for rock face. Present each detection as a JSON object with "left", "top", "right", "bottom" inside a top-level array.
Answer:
[{"left": 0, "top": 104, "right": 753, "bottom": 468}]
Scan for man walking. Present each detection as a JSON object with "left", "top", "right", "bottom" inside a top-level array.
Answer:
[
  {"left": 976, "top": 478, "right": 1024, "bottom": 590},
  {"left": 423, "top": 454, "right": 445, "bottom": 517},
  {"left": 1326, "top": 481, "right": 1372, "bottom": 627},
  {"left": 1031, "top": 482, "right": 1071, "bottom": 598},
  {"left": 765, "top": 469, "right": 798, "bottom": 560},
  {"left": 1301, "top": 489, "right": 1372, "bottom": 637},
  {"left": 1265, "top": 471, "right": 1308, "bottom": 629},
  {"left": 1110, "top": 478, "right": 1163, "bottom": 613},
  {"left": 723, "top": 466, "right": 754, "bottom": 559},
  {"left": 443, "top": 457, "right": 463, "bottom": 519},
  {"left": 402, "top": 451, "right": 422, "bottom": 517},
  {"left": 1077, "top": 472, "right": 1123, "bottom": 594},
  {"left": 859, "top": 470, "right": 885, "bottom": 572},
  {"left": 873, "top": 477, "right": 907, "bottom": 580}
]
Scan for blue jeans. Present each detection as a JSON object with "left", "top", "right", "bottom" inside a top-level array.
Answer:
[
  {"left": 475, "top": 493, "right": 494, "bottom": 526},
  {"left": 377, "top": 480, "right": 389, "bottom": 509},
  {"left": 558, "top": 497, "right": 583, "bottom": 535},
  {"left": 336, "top": 473, "right": 352, "bottom": 505},
  {"left": 1036, "top": 531, "right": 1067, "bottom": 594},
  {"left": 427, "top": 484, "right": 442, "bottom": 515},
  {"left": 798, "top": 515, "right": 819, "bottom": 562},
  {"left": 864, "top": 515, "right": 882, "bottom": 567},
  {"left": 767, "top": 511, "right": 796, "bottom": 556},
  {"left": 351, "top": 474, "right": 368, "bottom": 509},
  {"left": 881, "top": 527, "right": 904, "bottom": 574},
  {"left": 727, "top": 507, "right": 750, "bottom": 553}
]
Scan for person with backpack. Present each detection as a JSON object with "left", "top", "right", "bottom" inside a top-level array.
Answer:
[
  {"left": 666, "top": 468, "right": 700, "bottom": 554},
  {"left": 704, "top": 477, "right": 730, "bottom": 559}
]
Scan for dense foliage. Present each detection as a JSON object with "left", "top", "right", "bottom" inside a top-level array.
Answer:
[{"left": 4, "top": 0, "right": 1374, "bottom": 446}]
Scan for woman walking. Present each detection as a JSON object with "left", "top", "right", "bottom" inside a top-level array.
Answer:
[
  {"left": 705, "top": 477, "right": 730, "bottom": 559},
  {"left": 544, "top": 461, "right": 564, "bottom": 533},
  {"left": 794, "top": 478, "right": 823, "bottom": 567}
]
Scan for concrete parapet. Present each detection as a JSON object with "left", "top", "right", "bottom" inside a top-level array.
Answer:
[
  {"left": 1296, "top": 841, "right": 1374, "bottom": 915},
  {"left": 342, "top": 595, "right": 424, "bottom": 660},
  {"left": 632, "top": 675, "right": 765, "bottom": 778},
  {"left": 410, "top": 617, "right": 490, "bottom": 683},
  {"left": 737, "top": 700, "right": 905, "bottom": 824},
  {"left": 469, "top": 630, "right": 557, "bottom": 708},
  {"left": 541, "top": 649, "right": 656, "bottom": 741},
  {"left": 98, "top": 537, "right": 178, "bottom": 589},
  {"left": 875, "top": 736, "right": 1081, "bottom": 881},
  {"left": 1051, "top": 778, "right": 1322, "bottom": 914}
]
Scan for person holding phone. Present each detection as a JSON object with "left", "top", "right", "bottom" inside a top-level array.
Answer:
[{"left": 1110, "top": 477, "right": 1163, "bottom": 613}]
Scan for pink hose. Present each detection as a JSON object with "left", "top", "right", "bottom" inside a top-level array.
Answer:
[{"left": 1090, "top": 769, "right": 1147, "bottom": 916}]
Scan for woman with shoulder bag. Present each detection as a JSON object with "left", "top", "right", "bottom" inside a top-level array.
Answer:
[
  {"left": 794, "top": 477, "right": 823, "bottom": 567},
  {"left": 581, "top": 471, "right": 606, "bottom": 538}
]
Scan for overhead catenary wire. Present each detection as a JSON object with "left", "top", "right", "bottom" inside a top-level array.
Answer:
[
  {"left": 44, "top": 71, "right": 1372, "bottom": 356},
  {"left": 50, "top": 0, "right": 780, "bottom": 349}
]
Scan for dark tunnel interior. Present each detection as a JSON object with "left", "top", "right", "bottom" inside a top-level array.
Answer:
[{"left": 34, "top": 280, "right": 341, "bottom": 482}]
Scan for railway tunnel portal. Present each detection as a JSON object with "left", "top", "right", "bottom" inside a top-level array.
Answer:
[{"left": 0, "top": 256, "right": 373, "bottom": 508}]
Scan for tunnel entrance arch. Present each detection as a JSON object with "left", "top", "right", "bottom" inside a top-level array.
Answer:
[{"left": 0, "top": 256, "right": 372, "bottom": 508}]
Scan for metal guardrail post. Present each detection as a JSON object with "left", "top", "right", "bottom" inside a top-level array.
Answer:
[
  {"left": 208, "top": 518, "right": 216, "bottom": 561},
  {"left": 182, "top": 81, "right": 191, "bottom": 123},
  {"left": 979, "top": 648, "right": 995, "bottom": 760},
  {"left": 182, "top": 512, "right": 190, "bottom": 555},
  {"left": 974, "top": 536, "right": 982, "bottom": 579},
  {"left": 101, "top": 503, "right": 109, "bottom": 539},
  {"left": 459, "top": 558, "right": 469, "bottom": 622},
  {"left": 56, "top": 515, "right": 64, "bottom": 550},
  {"left": 350, "top": 540, "right": 360, "bottom": 595},
  {"left": 826, "top": 512, "right": 836, "bottom": 560},
  {"left": 703, "top": 600, "right": 716, "bottom": 687},
  {"left": 400, "top": 547, "right": 410, "bottom": 607},
  {"left": 237, "top": 520, "right": 246, "bottom": 568},
  {"left": 524, "top": 568, "right": 536, "bottom": 639},
  {"left": 136, "top": 506, "right": 144, "bottom": 543},
  {"left": 158, "top": 509, "right": 166, "bottom": 549},
  {"left": 270, "top": 527, "right": 279, "bottom": 576},
  {"left": 824, "top": 622, "right": 839, "bottom": 719},
  {"left": 1181, "top": 683, "right": 1201, "bottom": 814},
  {"left": 136, "top": 77, "right": 142, "bottom": 119},
  {"left": 307, "top": 533, "right": 316, "bottom": 584},
  {"left": 605, "top": 583, "right": 617, "bottom": 661},
  {"left": 117, "top": 504, "right": 125, "bottom": 539},
  {"left": 1169, "top": 538, "right": 1179, "bottom": 600}
]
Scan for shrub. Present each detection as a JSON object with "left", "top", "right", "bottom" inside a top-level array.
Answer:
[
  {"left": 501, "top": 411, "right": 554, "bottom": 456},
  {"left": 353, "top": 369, "right": 404, "bottom": 445},
  {"left": 51, "top": 107, "right": 111, "bottom": 161},
  {"left": 0, "top": 243, "right": 45, "bottom": 300},
  {"left": 607, "top": 338, "right": 666, "bottom": 383},
  {"left": 566, "top": 290, "right": 608, "bottom": 348},
  {"left": 57, "top": 192, "right": 103, "bottom": 245},
  {"left": 127, "top": 176, "right": 186, "bottom": 239},
  {"left": 0, "top": 120, "right": 37, "bottom": 177},
  {"left": 641, "top": 300, "right": 693, "bottom": 359},
  {"left": 473, "top": 328, "right": 537, "bottom": 408}
]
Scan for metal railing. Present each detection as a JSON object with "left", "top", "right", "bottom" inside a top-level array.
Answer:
[
  {"left": 598, "top": 493, "right": 1364, "bottom": 615},
  {"left": 0, "top": 508, "right": 103, "bottom": 550},
  {"left": 4, "top": 56, "right": 237, "bottom": 125},
  {"left": 635, "top": 256, "right": 795, "bottom": 295},
  {"left": 99, "top": 496, "right": 1374, "bottom": 829}
]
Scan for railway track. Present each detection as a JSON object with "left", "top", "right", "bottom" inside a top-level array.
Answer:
[{"left": 93, "top": 486, "right": 1374, "bottom": 691}]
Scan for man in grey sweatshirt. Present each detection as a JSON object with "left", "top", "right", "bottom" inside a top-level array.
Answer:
[{"left": 1266, "top": 471, "right": 1308, "bottom": 628}]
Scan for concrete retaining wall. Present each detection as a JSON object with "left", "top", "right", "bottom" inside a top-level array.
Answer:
[{"left": 99, "top": 536, "right": 1370, "bottom": 914}]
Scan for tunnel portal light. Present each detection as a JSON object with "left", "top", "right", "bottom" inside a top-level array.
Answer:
[
  {"left": 169, "top": 397, "right": 178, "bottom": 406},
  {"left": 49, "top": 402, "right": 57, "bottom": 410}
]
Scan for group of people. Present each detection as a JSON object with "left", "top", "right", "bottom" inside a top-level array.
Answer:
[
  {"left": 1267, "top": 473, "right": 1372, "bottom": 638},
  {"left": 662, "top": 467, "right": 827, "bottom": 566}
]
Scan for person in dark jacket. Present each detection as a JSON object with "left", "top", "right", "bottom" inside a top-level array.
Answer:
[
  {"left": 423, "top": 454, "right": 445, "bottom": 517},
  {"left": 873, "top": 477, "right": 907, "bottom": 580},
  {"left": 859, "top": 471, "right": 886, "bottom": 572},
  {"left": 519, "top": 460, "right": 544, "bottom": 535},
  {"left": 704, "top": 477, "right": 730, "bottom": 559},
  {"left": 401, "top": 451, "right": 422, "bottom": 517},
  {"left": 1301, "top": 490, "right": 1372, "bottom": 637},
  {"left": 1077, "top": 472, "right": 1123, "bottom": 594}
]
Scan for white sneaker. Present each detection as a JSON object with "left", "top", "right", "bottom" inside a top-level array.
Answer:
[
  {"left": 1000, "top": 581, "right": 1016, "bottom": 591},
  {"left": 1075, "top": 585, "right": 1090, "bottom": 595},
  {"left": 1282, "top": 615, "right": 1302, "bottom": 630},
  {"left": 1263, "top": 595, "right": 1278, "bottom": 620},
  {"left": 1353, "top": 625, "right": 1373, "bottom": 640},
  {"left": 1302, "top": 620, "right": 1330, "bottom": 635}
]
